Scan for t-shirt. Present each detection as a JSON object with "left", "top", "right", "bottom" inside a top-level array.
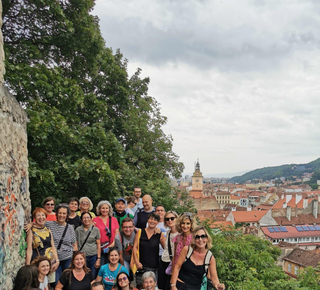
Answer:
[
  {"left": 113, "top": 211, "right": 134, "bottom": 230},
  {"left": 93, "top": 216, "right": 119, "bottom": 246},
  {"left": 125, "top": 208, "right": 134, "bottom": 216},
  {"left": 157, "top": 222, "right": 167, "bottom": 256},
  {"left": 68, "top": 215, "right": 81, "bottom": 230},
  {"left": 132, "top": 198, "right": 143, "bottom": 215},
  {"left": 161, "top": 230, "right": 179, "bottom": 263},
  {"left": 39, "top": 275, "right": 48, "bottom": 290},
  {"left": 98, "top": 263, "right": 129, "bottom": 290},
  {"left": 46, "top": 221, "right": 76, "bottom": 262},
  {"left": 59, "top": 270, "right": 93, "bottom": 290},
  {"left": 115, "top": 231, "right": 136, "bottom": 262},
  {"left": 133, "top": 208, "right": 155, "bottom": 229},
  {"left": 46, "top": 214, "right": 57, "bottom": 221},
  {"left": 75, "top": 225, "right": 101, "bottom": 256}
]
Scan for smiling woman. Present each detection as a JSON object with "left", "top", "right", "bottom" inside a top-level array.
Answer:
[
  {"left": 94, "top": 247, "right": 129, "bottom": 290},
  {"left": 56, "top": 251, "right": 94, "bottom": 290},
  {"left": 133, "top": 212, "right": 166, "bottom": 288},
  {"left": 46, "top": 204, "right": 77, "bottom": 286},
  {"left": 31, "top": 256, "right": 51, "bottom": 290},
  {"left": 170, "top": 226, "right": 225, "bottom": 290}
]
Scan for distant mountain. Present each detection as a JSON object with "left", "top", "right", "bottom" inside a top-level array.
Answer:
[
  {"left": 229, "top": 158, "right": 320, "bottom": 184},
  {"left": 204, "top": 170, "right": 249, "bottom": 178}
]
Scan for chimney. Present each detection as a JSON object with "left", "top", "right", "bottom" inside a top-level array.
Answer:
[
  {"left": 296, "top": 194, "right": 302, "bottom": 205},
  {"left": 312, "top": 199, "right": 318, "bottom": 218},
  {"left": 286, "top": 206, "right": 291, "bottom": 221},
  {"left": 303, "top": 198, "right": 308, "bottom": 209},
  {"left": 286, "top": 194, "right": 292, "bottom": 204}
]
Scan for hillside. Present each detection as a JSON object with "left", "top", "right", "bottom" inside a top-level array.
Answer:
[{"left": 229, "top": 158, "right": 320, "bottom": 183}]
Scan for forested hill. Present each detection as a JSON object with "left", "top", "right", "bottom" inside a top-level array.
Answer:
[{"left": 230, "top": 158, "right": 320, "bottom": 183}]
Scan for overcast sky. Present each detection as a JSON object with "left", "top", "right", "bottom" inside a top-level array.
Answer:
[{"left": 93, "top": 0, "right": 320, "bottom": 177}]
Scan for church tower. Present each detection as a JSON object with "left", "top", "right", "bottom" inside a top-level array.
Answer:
[{"left": 192, "top": 159, "right": 203, "bottom": 191}]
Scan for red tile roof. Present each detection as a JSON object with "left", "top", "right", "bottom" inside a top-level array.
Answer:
[
  {"left": 230, "top": 210, "right": 267, "bottom": 222},
  {"left": 284, "top": 248, "right": 320, "bottom": 268},
  {"left": 261, "top": 225, "right": 320, "bottom": 239},
  {"left": 274, "top": 213, "right": 320, "bottom": 226},
  {"left": 210, "top": 221, "right": 233, "bottom": 229}
]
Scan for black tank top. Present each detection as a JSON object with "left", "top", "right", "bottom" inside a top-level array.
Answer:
[{"left": 178, "top": 255, "right": 205, "bottom": 287}]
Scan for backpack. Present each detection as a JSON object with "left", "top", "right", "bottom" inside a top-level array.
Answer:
[{"left": 186, "top": 246, "right": 213, "bottom": 275}]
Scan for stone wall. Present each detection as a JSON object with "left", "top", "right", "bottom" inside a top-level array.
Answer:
[{"left": 0, "top": 0, "right": 31, "bottom": 288}]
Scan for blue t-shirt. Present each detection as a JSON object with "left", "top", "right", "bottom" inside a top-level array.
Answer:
[{"left": 98, "top": 263, "right": 129, "bottom": 290}]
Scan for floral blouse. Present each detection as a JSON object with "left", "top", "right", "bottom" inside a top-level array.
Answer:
[{"left": 172, "top": 233, "right": 193, "bottom": 265}]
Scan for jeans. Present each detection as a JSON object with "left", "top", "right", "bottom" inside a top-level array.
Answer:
[
  {"left": 123, "top": 260, "right": 130, "bottom": 273},
  {"left": 86, "top": 254, "right": 98, "bottom": 278},
  {"left": 101, "top": 251, "right": 110, "bottom": 266},
  {"left": 55, "top": 258, "right": 71, "bottom": 286}
]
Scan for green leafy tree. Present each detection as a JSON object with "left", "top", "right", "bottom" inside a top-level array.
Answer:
[
  {"left": 3, "top": 0, "right": 184, "bottom": 207},
  {"left": 210, "top": 230, "right": 304, "bottom": 289}
]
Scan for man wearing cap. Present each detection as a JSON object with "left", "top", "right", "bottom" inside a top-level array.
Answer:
[{"left": 114, "top": 198, "right": 134, "bottom": 230}]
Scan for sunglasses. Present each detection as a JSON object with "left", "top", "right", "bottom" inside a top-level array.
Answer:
[
  {"left": 180, "top": 212, "right": 193, "bottom": 218},
  {"left": 45, "top": 203, "right": 54, "bottom": 206},
  {"left": 118, "top": 276, "right": 128, "bottom": 282},
  {"left": 195, "top": 234, "right": 208, "bottom": 240},
  {"left": 165, "top": 217, "right": 176, "bottom": 221}
]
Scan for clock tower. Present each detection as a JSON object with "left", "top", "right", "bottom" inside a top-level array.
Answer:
[{"left": 192, "top": 159, "right": 203, "bottom": 191}]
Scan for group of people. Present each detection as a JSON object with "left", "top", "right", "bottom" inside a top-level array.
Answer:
[{"left": 13, "top": 187, "right": 225, "bottom": 290}]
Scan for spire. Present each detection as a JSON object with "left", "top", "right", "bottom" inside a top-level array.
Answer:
[{"left": 195, "top": 158, "right": 200, "bottom": 171}]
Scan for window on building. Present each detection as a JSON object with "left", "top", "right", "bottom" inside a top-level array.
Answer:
[
  {"left": 294, "top": 266, "right": 298, "bottom": 275},
  {"left": 288, "top": 264, "right": 292, "bottom": 272}
]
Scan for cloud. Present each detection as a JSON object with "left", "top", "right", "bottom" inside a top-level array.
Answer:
[
  {"left": 93, "top": 0, "right": 320, "bottom": 175},
  {"left": 95, "top": 0, "right": 320, "bottom": 72}
]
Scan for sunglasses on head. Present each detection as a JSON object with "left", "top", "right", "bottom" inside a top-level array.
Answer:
[
  {"left": 195, "top": 234, "right": 208, "bottom": 240},
  {"left": 180, "top": 212, "right": 193, "bottom": 218},
  {"left": 165, "top": 217, "right": 176, "bottom": 221},
  {"left": 118, "top": 276, "right": 128, "bottom": 282}
]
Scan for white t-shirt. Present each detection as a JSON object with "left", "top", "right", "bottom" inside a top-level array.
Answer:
[{"left": 39, "top": 275, "right": 48, "bottom": 290}]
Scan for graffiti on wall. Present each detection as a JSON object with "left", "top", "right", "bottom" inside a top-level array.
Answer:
[{"left": 0, "top": 174, "right": 29, "bottom": 287}]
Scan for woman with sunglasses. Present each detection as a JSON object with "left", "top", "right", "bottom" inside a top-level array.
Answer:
[
  {"left": 56, "top": 251, "right": 94, "bottom": 290},
  {"left": 43, "top": 197, "right": 57, "bottom": 221},
  {"left": 172, "top": 213, "right": 197, "bottom": 270},
  {"left": 158, "top": 211, "right": 179, "bottom": 290},
  {"left": 93, "top": 201, "right": 119, "bottom": 265},
  {"left": 77, "top": 197, "right": 96, "bottom": 218},
  {"left": 170, "top": 226, "right": 225, "bottom": 290},
  {"left": 115, "top": 272, "right": 138, "bottom": 290}
]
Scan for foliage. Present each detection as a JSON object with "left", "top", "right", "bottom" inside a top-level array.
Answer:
[
  {"left": 3, "top": 0, "right": 184, "bottom": 208},
  {"left": 209, "top": 229, "right": 316, "bottom": 289},
  {"left": 230, "top": 158, "right": 320, "bottom": 183},
  {"left": 306, "top": 170, "right": 320, "bottom": 190}
]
